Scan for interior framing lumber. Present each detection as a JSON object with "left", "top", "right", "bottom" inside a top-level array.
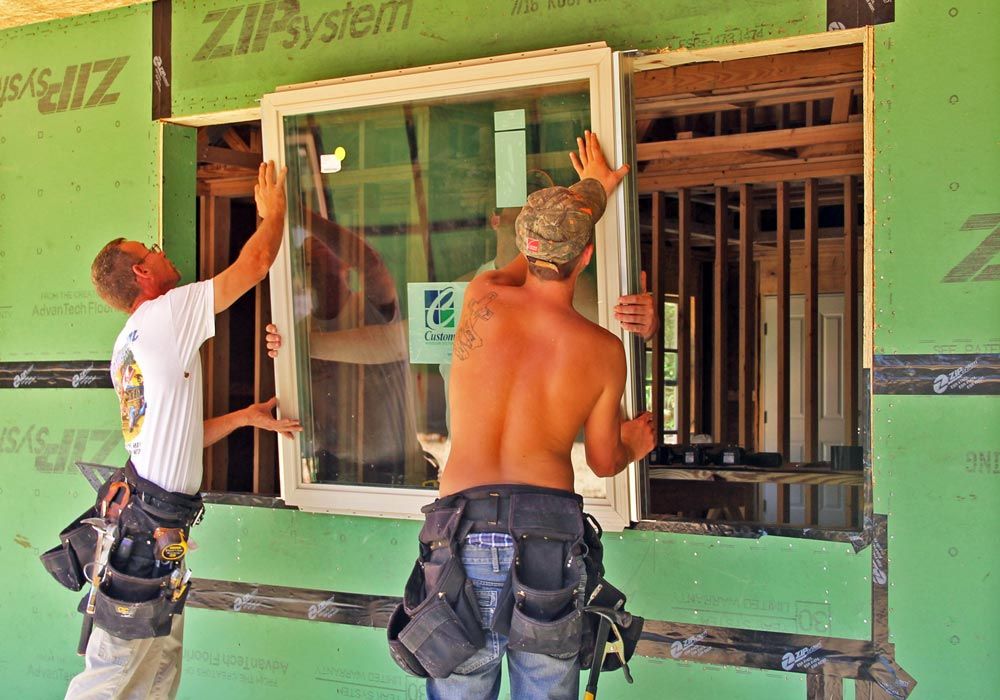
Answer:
[
  {"left": 776, "top": 180, "right": 792, "bottom": 523},
  {"left": 803, "top": 178, "right": 820, "bottom": 524},
  {"left": 737, "top": 184, "right": 755, "bottom": 447},
  {"left": 651, "top": 192, "right": 667, "bottom": 442},
  {"left": 200, "top": 195, "right": 231, "bottom": 492},
  {"left": 844, "top": 175, "right": 860, "bottom": 444},
  {"left": 677, "top": 188, "right": 692, "bottom": 445},
  {"left": 712, "top": 186, "right": 729, "bottom": 442},
  {"left": 253, "top": 279, "right": 277, "bottom": 495}
]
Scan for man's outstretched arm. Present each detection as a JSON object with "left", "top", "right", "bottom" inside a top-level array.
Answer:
[
  {"left": 203, "top": 396, "right": 302, "bottom": 447},
  {"left": 265, "top": 322, "right": 409, "bottom": 365},
  {"left": 583, "top": 340, "right": 656, "bottom": 477},
  {"left": 213, "top": 161, "right": 287, "bottom": 314}
]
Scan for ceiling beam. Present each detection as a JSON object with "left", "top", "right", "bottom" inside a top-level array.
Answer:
[
  {"left": 638, "top": 123, "right": 862, "bottom": 160},
  {"left": 638, "top": 155, "right": 862, "bottom": 191},
  {"left": 636, "top": 78, "right": 861, "bottom": 118},
  {"left": 198, "top": 145, "right": 262, "bottom": 170}
]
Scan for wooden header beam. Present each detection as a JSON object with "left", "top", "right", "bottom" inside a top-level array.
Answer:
[{"left": 635, "top": 45, "right": 863, "bottom": 98}]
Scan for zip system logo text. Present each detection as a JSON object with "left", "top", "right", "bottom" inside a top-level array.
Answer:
[
  {"left": 0, "top": 56, "right": 129, "bottom": 115},
  {"left": 194, "top": 0, "right": 414, "bottom": 60}
]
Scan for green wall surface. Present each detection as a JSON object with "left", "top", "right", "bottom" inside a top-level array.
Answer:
[
  {"left": 873, "top": 2, "right": 1000, "bottom": 355},
  {"left": 870, "top": 3, "right": 1000, "bottom": 698},
  {"left": 170, "top": 0, "right": 826, "bottom": 116},
  {"left": 1, "top": 0, "right": 998, "bottom": 698},
  {"left": 0, "top": 4, "right": 158, "bottom": 361}
]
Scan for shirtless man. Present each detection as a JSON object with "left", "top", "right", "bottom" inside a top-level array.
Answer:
[
  {"left": 391, "top": 132, "right": 655, "bottom": 700},
  {"left": 443, "top": 131, "right": 654, "bottom": 495}
]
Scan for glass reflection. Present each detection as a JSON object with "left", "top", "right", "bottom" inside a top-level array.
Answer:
[{"left": 282, "top": 81, "right": 600, "bottom": 493}]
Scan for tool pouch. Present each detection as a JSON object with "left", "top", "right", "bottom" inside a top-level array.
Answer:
[
  {"left": 579, "top": 573, "right": 644, "bottom": 671},
  {"left": 87, "top": 563, "right": 185, "bottom": 640},
  {"left": 40, "top": 469, "right": 130, "bottom": 592},
  {"left": 387, "top": 502, "right": 484, "bottom": 678},
  {"left": 504, "top": 492, "right": 586, "bottom": 657},
  {"left": 40, "top": 508, "right": 99, "bottom": 592}
]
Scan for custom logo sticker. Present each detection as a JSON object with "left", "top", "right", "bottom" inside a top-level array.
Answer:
[
  {"left": 424, "top": 287, "right": 457, "bottom": 331},
  {"left": 407, "top": 282, "right": 468, "bottom": 364}
]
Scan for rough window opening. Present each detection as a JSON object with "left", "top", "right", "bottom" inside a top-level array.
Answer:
[
  {"left": 635, "top": 44, "right": 866, "bottom": 531},
  {"left": 194, "top": 121, "right": 278, "bottom": 495}
]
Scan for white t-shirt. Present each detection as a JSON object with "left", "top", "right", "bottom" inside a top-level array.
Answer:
[{"left": 110, "top": 281, "right": 215, "bottom": 495}]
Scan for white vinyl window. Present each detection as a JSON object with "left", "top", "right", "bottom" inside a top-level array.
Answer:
[{"left": 261, "top": 44, "right": 641, "bottom": 529}]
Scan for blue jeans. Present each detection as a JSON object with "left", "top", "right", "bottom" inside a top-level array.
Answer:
[{"left": 426, "top": 540, "right": 580, "bottom": 700}]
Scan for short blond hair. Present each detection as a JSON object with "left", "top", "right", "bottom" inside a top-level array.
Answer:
[{"left": 91, "top": 238, "right": 140, "bottom": 312}]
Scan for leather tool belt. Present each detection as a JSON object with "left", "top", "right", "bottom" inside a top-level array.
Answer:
[
  {"left": 42, "top": 460, "right": 203, "bottom": 640},
  {"left": 387, "top": 484, "right": 643, "bottom": 679}
]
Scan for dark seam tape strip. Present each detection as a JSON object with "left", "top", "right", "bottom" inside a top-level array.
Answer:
[
  {"left": 202, "top": 492, "right": 294, "bottom": 509},
  {"left": 826, "top": 0, "right": 896, "bottom": 30},
  {"left": 186, "top": 576, "right": 914, "bottom": 695},
  {"left": 0, "top": 361, "right": 112, "bottom": 389},
  {"left": 152, "top": 0, "right": 172, "bottom": 119},
  {"left": 873, "top": 353, "right": 1000, "bottom": 395}
]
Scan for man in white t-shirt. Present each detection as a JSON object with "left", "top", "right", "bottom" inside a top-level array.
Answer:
[{"left": 65, "top": 162, "right": 299, "bottom": 699}]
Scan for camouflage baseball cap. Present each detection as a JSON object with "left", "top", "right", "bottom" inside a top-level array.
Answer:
[{"left": 515, "top": 178, "right": 607, "bottom": 264}]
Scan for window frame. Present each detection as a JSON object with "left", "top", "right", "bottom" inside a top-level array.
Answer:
[{"left": 260, "top": 44, "right": 641, "bottom": 528}]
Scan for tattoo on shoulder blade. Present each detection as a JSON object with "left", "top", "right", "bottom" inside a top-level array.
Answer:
[{"left": 454, "top": 292, "right": 498, "bottom": 360}]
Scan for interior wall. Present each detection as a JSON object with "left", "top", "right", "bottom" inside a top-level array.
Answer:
[{"left": 0, "top": 1, "right": 996, "bottom": 698}]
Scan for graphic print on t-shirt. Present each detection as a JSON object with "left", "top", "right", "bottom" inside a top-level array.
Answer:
[{"left": 113, "top": 346, "right": 146, "bottom": 443}]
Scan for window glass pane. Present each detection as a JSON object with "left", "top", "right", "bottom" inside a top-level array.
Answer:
[
  {"left": 281, "top": 81, "right": 596, "bottom": 491},
  {"left": 644, "top": 350, "right": 653, "bottom": 411},
  {"left": 663, "top": 385, "right": 676, "bottom": 432},
  {"left": 663, "top": 351, "right": 677, "bottom": 380},
  {"left": 663, "top": 301, "right": 678, "bottom": 348}
]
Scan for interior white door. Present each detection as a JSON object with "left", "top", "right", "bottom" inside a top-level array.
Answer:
[{"left": 760, "top": 294, "right": 851, "bottom": 526}]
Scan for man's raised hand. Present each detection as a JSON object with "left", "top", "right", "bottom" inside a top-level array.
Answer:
[
  {"left": 569, "top": 130, "right": 630, "bottom": 196},
  {"left": 615, "top": 271, "right": 659, "bottom": 341},
  {"left": 254, "top": 161, "right": 287, "bottom": 221}
]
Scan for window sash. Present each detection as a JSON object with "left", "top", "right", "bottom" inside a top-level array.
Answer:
[{"left": 261, "top": 45, "right": 639, "bottom": 529}]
